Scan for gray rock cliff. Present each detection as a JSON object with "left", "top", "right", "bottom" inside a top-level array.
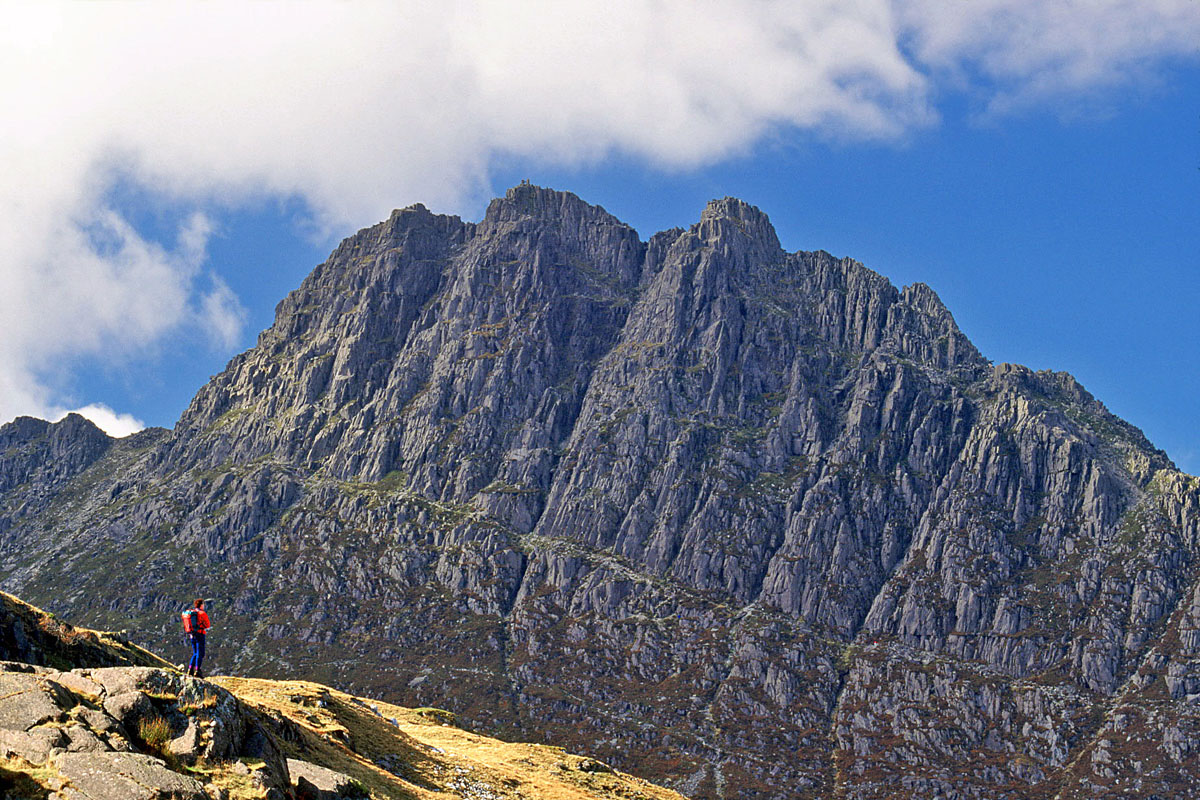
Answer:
[{"left": 2, "top": 185, "right": 1198, "bottom": 799}]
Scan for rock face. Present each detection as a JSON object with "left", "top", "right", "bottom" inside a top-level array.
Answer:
[
  {"left": 2, "top": 184, "right": 1199, "bottom": 799},
  {"left": 286, "top": 758, "right": 363, "bottom": 799},
  {"left": 0, "top": 662, "right": 288, "bottom": 799}
]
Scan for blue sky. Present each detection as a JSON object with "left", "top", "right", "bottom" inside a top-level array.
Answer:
[{"left": 2, "top": 3, "right": 1199, "bottom": 472}]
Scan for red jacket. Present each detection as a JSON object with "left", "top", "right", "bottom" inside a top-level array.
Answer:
[{"left": 183, "top": 608, "right": 212, "bottom": 634}]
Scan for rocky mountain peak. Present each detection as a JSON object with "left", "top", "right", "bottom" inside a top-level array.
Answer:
[
  {"left": 0, "top": 413, "right": 112, "bottom": 496},
  {"left": 0, "top": 413, "right": 104, "bottom": 446},
  {"left": 899, "top": 280, "right": 952, "bottom": 319},
  {"left": 695, "top": 195, "right": 781, "bottom": 257},
  {"left": 482, "top": 183, "right": 628, "bottom": 231},
  {"left": 0, "top": 415, "right": 53, "bottom": 446}
]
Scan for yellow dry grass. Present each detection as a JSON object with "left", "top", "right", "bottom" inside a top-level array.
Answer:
[
  {"left": 1, "top": 754, "right": 61, "bottom": 799},
  {"left": 181, "top": 758, "right": 275, "bottom": 800},
  {"left": 214, "top": 676, "right": 688, "bottom": 800}
]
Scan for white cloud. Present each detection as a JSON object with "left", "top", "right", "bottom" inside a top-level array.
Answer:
[
  {"left": 896, "top": 0, "right": 1200, "bottom": 111},
  {"left": 200, "top": 275, "right": 247, "bottom": 353},
  {"left": 57, "top": 404, "right": 146, "bottom": 439},
  {"left": 0, "top": 0, "right": 1197, "bottom": 427}
]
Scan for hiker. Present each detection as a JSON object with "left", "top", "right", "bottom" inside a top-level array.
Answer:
[{"left": 182, "top": 598, "right": 212, "bottom": 677}]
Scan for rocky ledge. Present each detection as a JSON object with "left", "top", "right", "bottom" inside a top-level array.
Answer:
[{"left": 0, "top": 663, "right": 289, "bottom": 799}]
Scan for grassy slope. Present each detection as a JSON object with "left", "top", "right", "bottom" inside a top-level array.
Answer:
[{"left": 219, "top": 676, "right": 685, "bottom": 800}]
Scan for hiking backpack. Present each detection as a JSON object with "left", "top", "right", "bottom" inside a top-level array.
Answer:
[{"left": 182, "top": 608, "right": 200, "bottom": 634}]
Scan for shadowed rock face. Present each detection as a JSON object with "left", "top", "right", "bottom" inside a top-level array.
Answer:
[
  {"left": 2, "top": 185, "right": 1199, "bottom": 799},
  {"left": 0, "top": 592, "right": 168, "bottom": 672}
]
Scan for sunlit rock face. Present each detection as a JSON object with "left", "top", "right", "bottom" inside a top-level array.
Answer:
[{"left": 3, "top": 185, "right": 1199, "bottom": 800}]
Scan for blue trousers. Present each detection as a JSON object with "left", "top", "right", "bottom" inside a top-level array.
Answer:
[{"left": 188, "top": 633, "right": 206, "bottom": 672}]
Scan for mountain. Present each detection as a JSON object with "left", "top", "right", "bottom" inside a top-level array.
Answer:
[
  {"left": 0, "top": 590, "right": 686, "bottom": 800},
  {"left": 2, "top": 184, "right": 1199, "bottom": 799}
]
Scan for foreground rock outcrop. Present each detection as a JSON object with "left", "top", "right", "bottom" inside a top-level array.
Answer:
[
  {"left": 0, "top": 662, "right": 289, "bottom": 799},
  {"left": 2, "top": 185, "right": 1199, "bottom": 798}
]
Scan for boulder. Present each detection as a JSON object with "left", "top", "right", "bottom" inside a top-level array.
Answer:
[
  {"left": 90, "top": 667, "right": 175, "bottom": 698},
  {"left": 102, "top": 690, "right": 152, "bottom": 726},
  {"left": 50, "top": 670, "right": 104, "bottom": 699},
  {"left": 0, "top": 673, "right": 64, "bottom": 730},
  {"left": 0, "top": 726, "right": 66, "bottom": 764},
  {"left": 175, "top": 682, "right": 246, "bottom": 762},
  {"left": 166, "top": 719, "right": 201, "bottom": 761},
  {"left": 77, "top": 708, "right": 119, "bottom": 734},
  {"left": 0, "top": 661, "right": 50, "bottom": 675},
  {"left": 64, "top": 723, "right": 108, "bottom": 753},
  {"left": 288, "top": 758, "right": 363, "bottom": 799},
  {"left": 52, "top": 751, "right": 206, "bottom": 800}
]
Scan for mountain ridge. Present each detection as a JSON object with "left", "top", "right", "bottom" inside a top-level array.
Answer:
[{"left": 2, "top": 185, "right": 1198, "bottom": 799}]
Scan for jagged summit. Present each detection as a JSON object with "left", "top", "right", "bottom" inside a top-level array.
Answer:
[
  {"left": 477, "top": 183, "right": 634, "bottom": 246},
  {"left": 2, "top": 188, "right": 1199, "bottom": 800},
  {"left": 0, "top": 412, "right": 106, "bottom": 443},
  {"left": 697, "top": 195, "right": 782, "bottom": 253}
]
